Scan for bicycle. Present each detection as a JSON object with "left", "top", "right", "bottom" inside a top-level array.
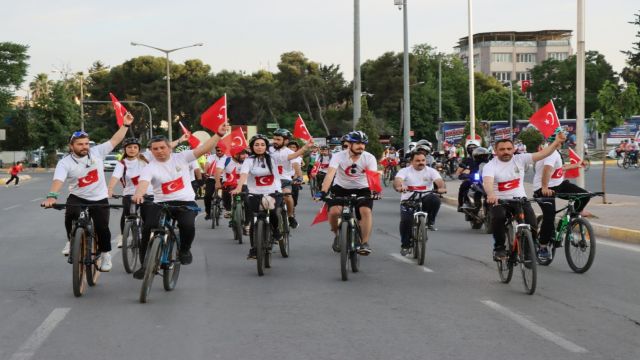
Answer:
[
  {"left": 248, "top": 193, "right": 286, "bottom": 276},
  {"left": 322, "top": 194, "right": 375, "bottom": 281},
  {"left": 622, "top": 152, "right": 639, "bottom": 169},
  {"left": 382, "top": 164, "right": 398, "bottom": 187},
  {"left": 535, "top": 192, "right": 603, "bottom": 273},
  {"left": 401, "top": 191, "right": 439, "bottom": 266},
  {"left": 139, "top": 203, "right": 200, "bottom": 303},
  {"left": 44, "top": 203, "right": 122, "bottom": 297},
  {"left": 230, "top": 192, "right": 247, "bottom": 244},
  {"left": 112, "top": 195, "right": 152, "bottom": 274},
  {"left": 209, "top": 190, "right": 222, "bottom": 229},
  {"left": 494, "top": 198, "right": 538, "bottom": 295}
]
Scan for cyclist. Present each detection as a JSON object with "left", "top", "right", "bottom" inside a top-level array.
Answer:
[
  {"left": 381, "top": 146, "right": 400, "bottom": 172},
  {"left": 42, "top": 112, "right": 135, "bottom": 272},
  {"left": 270, "top": 129, "right": 301, "bottom": 229},
  {"left": 231, "top": 134, "right": 310, "bottom": 259},
  {"left": 314, "top": 145, "right": 332, "bottom": 188},
  {"left": 455, "top": 140, "right": 481, "bottom": 211},
  {"left": 627, "top": 139, "right": 638, "bottom": 164},
  {"left": 287, "top": 140, "right": 305, "bottom": 208},
  {"left": 532, "top": 136, "right": 590, "bottom": 260},
  {"left": 107, "top": 137, "right": 153, "bottom": 247},
  {"left": 394, "top": 151, "right": 446, "bottom": 255},
  {"left": 215, "top": 148, "right": 250, "bottom": 231},
  {"left": 318, "top": 131, "right": 378, "bottom": 255},
  {"left": 132, "top": 124, "right": 229, "bottom": 276},
  {"left": 483, "top": 132, "right": 566, "bottom": 260},
  {"left": 412, "top": 143, "right": 435, "bottom": 168},
  {"left": 203, "top": 146, "right": 227, "bottom": 220}
]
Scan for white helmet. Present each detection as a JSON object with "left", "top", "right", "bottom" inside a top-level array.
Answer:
[
  {"left": 465, "top": 139, "right": 481, "bottom": 148},
  {"left": 408, "top": 142, "right": 417, "bottom": 150}
]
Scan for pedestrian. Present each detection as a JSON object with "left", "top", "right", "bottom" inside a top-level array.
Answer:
[{"left": 5, "top": 161, "right": 23, "bottom": 187}]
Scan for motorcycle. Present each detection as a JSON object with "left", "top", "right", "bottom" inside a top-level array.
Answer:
[
  {"left": 432, "top": 151, "right": 448, "bottom": 179},
  {"left": 460, "top": 171, "right": 492, "bottom": 233}
]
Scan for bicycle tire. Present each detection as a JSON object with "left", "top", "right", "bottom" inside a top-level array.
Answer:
[
  {"left": 264, "top": 223, "right": 272, "bottom": 269},
  {"left": 564, "top": 218, "right": 596, "bottom": 273},
  {"left": 417, "top": 217, "right": 428, "bottom": 266},
  {"left": 140, "top": 235, "right": 162, "bottom": 303},
  {"left": 232, "top": 203, "right": 244, "bottom": 244},
  {"left": 497, "top": 224, "right": 514, "bottom": 283},
  {"left": 412, "top": 223, "right": 419, "bottom": 260},
  {"left": 278, "top": 208, "right": 290, "bottom": 258},
  {"left": 534, "top": 215, "right": 553, "bottom": 266},
  {"left": 255, "top": 219, "right": 265, "bottom": 276},
  {"left": 211, "top": 200, "right": 218, "bottom": 229},
  {"left": 483, "top": 204, "right": 493, "bottom": 234},
  {"left": 86, "top": 235, "right": 99, "bottom": 287},
  {"left": 350, "top": 225, "right": 360, "bottom": 272},
  {"left": 162, "top": 234, "right": 181, "bottom": 291},
  {"left": 623, "top": 158, "right": 630, "bottom": 169},
  {"left": 383, "top": 168, "right": 390, "bottom": 187},
  {"left": 121, "top": 221, "right": 138, "bottom": 273},
  {"left": 519, "top": 229, "right": 537, "bottom": 295},
  {"left": 71, "top": 229, "right": 87, "bottom": 297},
  {"left": 339, "top": 221, "right": 349, "bottom": 281}
]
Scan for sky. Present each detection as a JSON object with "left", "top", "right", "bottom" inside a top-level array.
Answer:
[{"left": 3, "top": 0, "right": 639, "bottom": 92}]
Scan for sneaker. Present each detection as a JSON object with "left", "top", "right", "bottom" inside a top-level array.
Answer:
[
  {"left": 15, "top": 184, "right": 20, "bottom": 187},
  {"left": 223, "top": 211, "right": 231, "bottom": 219},
  {"left": 116, "top": 236, "right": 123, "bottom": 248},
  {"left": 243, "top": 225, "right": 250, "bottom": 236},
  {"left": 457, "top": 206, "right": 463, "bottom": 213},
  {"left": 61, "top": 241, "right": 71, "bottom": 256},
  {"left": 537, "top": 246, "right": 550, "bottom": 261},
  {"left": 358, "top": 243, "right": 372, "bottom": 256},
  {"left": 461, "top": 202, "right": 474, "bottom": 210},
  {"left": 493, "top": 249, "right": 507, "bottom": 261},
  {"left": 99, "top": 252, "right": 112, "bottom": 272},
  {"left": 204, "top": 214, "right": 211, "bottom": 220},
  {"left": 133, "top": 268, "right": 145, "bottom": 280},
  {"left": 331, "top": 236, "right": 340, "bottom": 253},
  {"left": 247, "top": 247, "right": 257, "bottom": 260},
  {"left": 400, "top": 246, "right": 411, "bottom": 256},
  {"left": 179, "top": 250, "right": 193, "bottom": 265},
  {"left": 427, "top": 223, "right": 438, "bottom": 231},
  {"left": 289, "top": 216, "right": 299, "bottom": 229}
]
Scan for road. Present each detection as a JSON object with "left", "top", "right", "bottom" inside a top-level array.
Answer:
[{"left": 0, "top": 175, "right": 638, "bottom": 360}]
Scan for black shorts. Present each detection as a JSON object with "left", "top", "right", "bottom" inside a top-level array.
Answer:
[{"left": 328, "top": 185, "right": 373, "bottom": 220}]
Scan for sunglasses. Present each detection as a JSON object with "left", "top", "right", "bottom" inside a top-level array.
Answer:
[
  {"left": 350, "top": 163, "right": 358, "bottom": 174},
  {"left": 69, "top": 130, "right": 89, "bottom": 143}
]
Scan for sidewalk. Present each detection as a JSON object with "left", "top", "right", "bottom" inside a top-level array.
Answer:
[{"left": 441, "top": 179, "right": 640, "bottom": 244}]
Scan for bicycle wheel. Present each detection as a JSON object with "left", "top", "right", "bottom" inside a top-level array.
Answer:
[
  {"left": 564, "top": 218, "right": 596, "bottom": 273},
  {"left": 264, "top": 223, "right": 272, "bottom": 269},
  {"left": 86, "top": 235, "right": 100, "bottom": 287},
  {"left": 232, "top": 203, "right": 244, "bottom": 244},
  {"left": 210, "top": 200, "right": 218, "bottom": 229},
  {"left": 278, "top": 209, "right": 290, "bottom": 258},
  {"left": 534, "top": 215, "right": 552, "bottom": 266},
  {"left": 121, "top": 221, "right": 138, "bottom": 273},
  {"left": 215, "top": 200, "right": 221, "bottom": 227},
  {"left": 417, "top": 217, "right": 428, "bottom": 266},
  {"left": 497, "top": 224, "right": 514, "bottom": 283},
  {"left": 163, "top": 234, "right": 181, "bottom": 291},
  {"left": 71, "top": 229, "right": 87, "bottom": 297},
  {"left": 412, "top": 223, "right": 419, "bottom": 260},
  {"left": 339, "top": 221, "right": 349, "bottom": 281},
  {"left": 518, "top": 229, "right": 537, "bottom": 295},
  {"left": 623, "top": 158, "right": 630, "bottom": 169},
  {"left": 483, "top": 204, "right": 493, "bottom": 234},
  {"left": 350, "top": 226, "right": 360, "bottom": 273},
  {"left": 255, "top": 219, "right": 265, "bottom": 276},
  {"left": 140, "top": 235, "right": 162, "bottom": 303}
]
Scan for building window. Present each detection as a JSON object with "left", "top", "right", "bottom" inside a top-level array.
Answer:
[
  {"left": 491, "top": 53, "right": 513, "bottom": 63},
  {"left": 548, "top": 52, "right": 568, "bottom": 61},
  {"left": 517, "top": 72, "right": 531, "bottom": 81},
  {"left": 516, "top": 53, "right": 536, "bottom": 63},
  {"left": 492, "top": 72, "right": 511, "bottom": 81},
  {"left": 473, "top": 54, "right": 480, "bottom": 68}
]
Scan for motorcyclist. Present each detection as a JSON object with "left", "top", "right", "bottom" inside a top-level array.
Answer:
[{"left": 455, "top": 140, "right": 487, "bottom": 212}]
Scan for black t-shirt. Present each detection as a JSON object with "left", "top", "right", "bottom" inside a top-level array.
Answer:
[{"left": 458, "top": 157, "right": 480, "bottom": 174}]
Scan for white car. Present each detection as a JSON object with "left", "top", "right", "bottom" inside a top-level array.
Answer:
[{"left": 103, "top": 154, "right": 119, "bottom": 172}]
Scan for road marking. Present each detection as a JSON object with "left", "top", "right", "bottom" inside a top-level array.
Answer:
[
  {"left": 389, "top": 253, "right": 435, "bottom": 273},
  {"left": 481, "top": 300, "right": 587, "bottom": 353},
  {"left": 9, "top": 307, "right": 71, "bottom": 360},
  {"left": 30, "top": 198, "right": 44, "bottom": 202},
  {"left": 3, "top": 204, "right": 21, "bottom": 211},
  {"left": 599, "top": 239, "right": 640, "bottom": 253}
]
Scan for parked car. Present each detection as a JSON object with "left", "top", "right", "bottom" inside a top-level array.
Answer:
[{"left": 104, "top": 154, "right": 119, "bottom": 171}]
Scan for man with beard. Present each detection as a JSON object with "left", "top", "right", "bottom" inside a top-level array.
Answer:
[
  {"left": 215, "top": 148, "right": 250, "bottom": 232},
  {"left": 270, "top": 129, "right": 300, "bottom": 229}
]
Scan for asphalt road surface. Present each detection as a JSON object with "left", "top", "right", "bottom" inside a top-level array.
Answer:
[{"left": 0, "top": 174, "right": 638, "bottom": 360}]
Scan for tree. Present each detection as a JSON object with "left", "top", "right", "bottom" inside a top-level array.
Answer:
[
  {"left": 621, "top": 12, "right": 640, "bottom": 88},
  {"left": 357, "top": 98, "right": 383, "bottom": 159},
  {"left": 0, "top": 42, "right": 29, "bottom": 118},
  {"left": 517, "top": 126, "right": 545, "bottom": 153}
]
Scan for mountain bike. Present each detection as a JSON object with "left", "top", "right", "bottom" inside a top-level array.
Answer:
[
  {"left": 248, "top": 193, "right": 285, "bottom": 276},
  {"left": 401, "top": 191, "right": 439, "bottom": 266},
  {"left": 230, "top": 192, "right": 247, "bottom": 244},
  {"left": 535, "top": 192, "right": 603, "bottom": 273},
  {"left": 112, "top": 195, "right": 151, "bottom": 274},
  {"left": 383, "top": 164, "right": 398, "bottom": 187},
  {"left": 210, "top": 190, "right": 222, "bottom": 229}
]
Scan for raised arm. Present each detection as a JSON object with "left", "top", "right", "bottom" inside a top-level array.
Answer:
[
  {"left": 531, "top": 132, "right": 566, "bottom": 162},
  {"left": 193, "top": 124, "right": 230, "bottom": 159},
  {"left": 109, "top": 112, "right": 134, "bottom": 148}
]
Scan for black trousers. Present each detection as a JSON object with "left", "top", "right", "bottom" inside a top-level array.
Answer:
[
  {"left": 399, "top": 194, "right": 441, "bottom": 247},
  {"left": 490, "top": 201, "right": 536, "bottom": 251},
  {"left": 119, "top": 195, "right": 152, "bottom": 233},
  {"left": 203, "top": 178, "right": 217, "bottom": 215},
  {"left": 141, "top": 201, "right": 198, "bottom": 262},
  {"left": 534, "top": 180, "right": 589, "bottom": 245},
  {"left": 6, "top": 175, "right": 19, "bottom": 185},
  {"left": 247, "top": 194, "right": 282, "bottom": 248},
  {"left": 458, "top": 180, "right": 472, "bottom": 207},
  {"left": 64, "top": 194, "right": 112, "bottom": 253},
  {"left": 292, "top": 183, "right": 300, "bottom": 207}
]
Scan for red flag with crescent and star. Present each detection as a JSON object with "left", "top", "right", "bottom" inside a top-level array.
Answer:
[
  {"left": 310, "top": 161, "right": 320, "bottom": 177},
  {"left": 521, "top": 79, "right": 531, "bottom": 93},
  {"left": 255, "top": 175, "right": 275, "bottom": 187},
  {"left": 293, "top": 114, "right": 313, "bottom": 142},
  {"left": 201, "top": 94, "right": 227, "bottom": 133},
  {"left": 311, "top": 203, "right": 329, "bottom": 226},
  {"left": 223, "top": 168, "right": 238, "bottom": 188},
  {"left": 179, "top": 121, "right": 201, "bottom": 149},
  {"left": 564, "top": 148, "right": 582, "bottom": 179},
  {"left": 498, "top": 178, "right": 520, "bottom": 192},
  {"left": 78, "top": 169, "right": 99, "bottom": 188},
  {"left": 109, "top": 93, "right": 128, "bottom": 127},
  {"left": 365, "top": 169, "right": 382, "bottom": 193},
  {"left": 161, "top": 177, "right": 185, "bottom": 194},
  {"left": 529, "top": 100, "right": 559, "bottom": 138},
  {"left": 217, "top": 127, "right": 247, "bottom": 156}
]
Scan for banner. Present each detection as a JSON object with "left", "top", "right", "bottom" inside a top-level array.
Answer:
[{"left": 442, "top": 122, "right": 466, "bottom": 145}]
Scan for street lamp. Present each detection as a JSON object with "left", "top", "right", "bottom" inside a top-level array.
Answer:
[
  {"left": 394, "top": 0, "right": 411, "bottom": 154},
  {"left": 53, "top": 67, "right": 110, "bottom": 131},
  {"left": 353, "top": 0, "right": 362, "bottom": 130},
  {"left": 130, "top": 42, "right": 203, "bottom": 141},
  {"left": 503, "top": 81, "right": 513, "bottom": 140}
]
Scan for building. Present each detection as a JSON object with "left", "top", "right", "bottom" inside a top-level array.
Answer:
[{"left": 455, "top": 30, "right": 573, "bottom": 84}]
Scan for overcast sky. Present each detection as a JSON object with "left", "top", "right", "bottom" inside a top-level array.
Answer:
[{"left": 4, "top": 0, "right": 638, "bottom": 92}]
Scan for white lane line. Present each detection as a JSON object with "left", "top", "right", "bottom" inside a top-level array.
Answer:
[
  {"left": 30, "top": 198, "right": 44, "bottom": 202},
  {"left": 3, "top": 204, "right": 21, "bottom": 211},
  {"left": 389, "top": 253, "right": 435, "bottom": 273},
  {"left": 599, "top": 239, "right": 640, "bottom": 253},
  {"left": 9, "top": 307, "right": 71, "bottom": 360},
  {"left": 481, "top": 300, "right": 587, "bottom": 353}
]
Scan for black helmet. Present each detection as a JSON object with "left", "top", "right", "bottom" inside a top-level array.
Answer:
[
  {"left": 249, "top": 134, "right": 270, "bottom": 148},
  {"left": 273, "top": 128, "right": 292, "bottom": 139},
  {"left": 319, "top": 145, "right": 329, "bottom": 150},
  {"left": 344, "top": 131, "right": 369, "bottom": 144},
  {"left": 472, "top": 147, "right": 490, "bottom": 163},
  {"left": 123, "top": 137, "right": 141, "bottom": 148}
]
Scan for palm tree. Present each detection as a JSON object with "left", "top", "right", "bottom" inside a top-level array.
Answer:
[{"left": 29, "top": 73, "right": 53, "bottom": 101}]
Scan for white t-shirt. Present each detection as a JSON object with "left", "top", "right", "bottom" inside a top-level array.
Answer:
[
  {"left": 482, "top": 153, "right": 533, "bottom": 199},
  {"left": 112, "top": 158, "right": 153, "bottom": 196},
  {"left": 216, "top": 158, "right": 242, "bottom": 186},
  {"left": 270, "top": 146, "right": 295, "bottom": 179},
  {"left": 53, "top": 141, "right": 114, "bottom": 201},
  {"left": 189, "top": 160, "right": 200, "bottom": 182},
  {"left": 328, "top": 150, "right": 378, "bottom": 189},
  {"left": 395, "top": 166, "right": 442, "bottom": 201},
  {"left": 139, "top": 151, "right": 197, "bottom": 202},
  {"left": 533, "top": 151, "right": 564, "bottom": 191},
  {"left": 240, "top": 156, "right": 282, "bottom": 195},
  {"left": 316, "top": 154, "right": 331, "bottom": 174},
  {"left": 290, "top": 156, "right": 302, "bottom": 179},
  {"left": 206, "top": 154, "right": 227, "bottom": 177}
]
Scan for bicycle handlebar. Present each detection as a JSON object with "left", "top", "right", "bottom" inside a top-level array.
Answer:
[{"left": 42, "top": 203, "right": 124, "bottom": 210}]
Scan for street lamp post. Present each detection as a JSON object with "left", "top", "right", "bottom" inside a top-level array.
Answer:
[
  {"left": 353, "top": 0, "right": 362, "bottom": 130},
  {"left": 130, "top": 42, "right": 203, "bottom": 141},
  {"left": 504, "top": 81, "right": 513, "bottom": 140},
  {"left": 54, "top": 67, "right": 109, "bottom": 131},
  {"left": 394, "top": 0, "right": 411, "bottom": 154},
  {"left": 467, "top": 0, "right": 476, "bottom": 141},
  {"left": 438, "top": 56, "right": 443, "bottom": 149}
]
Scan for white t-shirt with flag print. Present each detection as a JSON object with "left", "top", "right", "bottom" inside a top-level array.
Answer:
[
  {"left": 206, "top": 154, "right": 227, "bottom": 178},
  {"left": 53, "top": 141, "right": 114, "bottom": 201},
  {"left": 533, "top": 150, "right": 564, "bottom": 191},
  {"left": 239, "top": 156, "right": 282, "bottom": 195},
  {"left": 112, "top": 158, "right": 153, "bottom": 196},
  {"left": 395, "top": 166, "right": 442, "bottom": 201},
  {"left": 216, "top": 158, "right": 242, "bottom": 187},
  {"left": 328, "top": 150, "right": 378, "bottom": 189},
  {"left": 482, "top": 153, "right": 533, "bottom": 199},
  {"left": 316, "top": 154, "right": 331, "bottom": 174},
  {"left": 139, "top": 151, "right": 197, "bottom": 202},
  {"left": 269, "top": 146, "right": 296, "bottom": 179}
]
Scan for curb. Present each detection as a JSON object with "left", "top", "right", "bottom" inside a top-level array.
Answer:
[
  {"left": 441, "top": 195, "right": 640, "bottom": 245},
  {"left": 0, "top": 175, "right": 32, "bottom": 185}
]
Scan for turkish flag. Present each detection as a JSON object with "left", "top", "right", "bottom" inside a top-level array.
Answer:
[
  {"left": 365, "top": 169, "right": 382, "bottom": 193},
  {"left": 565, "top": 149, "right": 582, "bottom": 179},
  {"left": 109, "top": 93, "right": 128, "bottom": 127},
  {"left": 179, "top": 121, "right": 201, "bottom": 149},
  {"left": 311, "top": 203, "right": 329, "bottom": 226},
  {"left": 78, "top": 169, "right": 99, "bottom": 188},
  {"left": 201, "top": 94, "right": 227, "bottom": 133},
  {"left": 521, "top": 80, "right": 531, "bottom": 93},
  {"left": 255, "top": 175, "right": 274, "bottom": 186},
  {"left": 293, "top": 115, "right": 312, "bottom": 142},
  {"left": 407, "top": 185, "right": 428, "bottom": 191},
  {"left": 497, "top": 178, "right": 520, "bottom": 192},
  {"left": 277, "top": 165, "right": 284, "bottom": 175},
  {"left": 130, "top": 175, "right": 140, "bottom": 186},
  {"left": 380, "top": 158, "right": 389, "bottom": 167},
  {"left": 310, "top": 162, "right": 320, "bottom": 177},
  {"left": 206, "top": 160, "right": 217, "bottom": 176},
  {"left": 161, "top": 177, "right": 185, "bottom": 194},
  {"left": 223, "top": 168, "right": 238, "bottom": 188},
  {"left": 529, "top": 101, "right": 560, "bottom": 138},
  {"left": 551, "top": 168, "right": 564, "bottom": 179},
  {"left": 217, "top": 127, "right": 247, "bottom": 156}
]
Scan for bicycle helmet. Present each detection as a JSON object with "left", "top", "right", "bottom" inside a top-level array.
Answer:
[
  {"left": 122, "top": 137, "right": 141, "bottom": 147},
  {"left": 319, "top": 145, "right": 329, "bottom": 150},
  {"left": 344, "top": 131, "right": 368, "bottom": 144},
  {"left": 389, "top": 146, "right": 396, "bottom": 151},
  {"left": 408, "top": 141, "right": 417, "bottom": 151},
  {"left": 472, "top": 147, "right": 490, "bottom": 163},
  {"left": 249, "top": 134, "right": 270, "bottom": 148},
  {"left": 273, "top": 128, "right": 292, "bottom": 139}
]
